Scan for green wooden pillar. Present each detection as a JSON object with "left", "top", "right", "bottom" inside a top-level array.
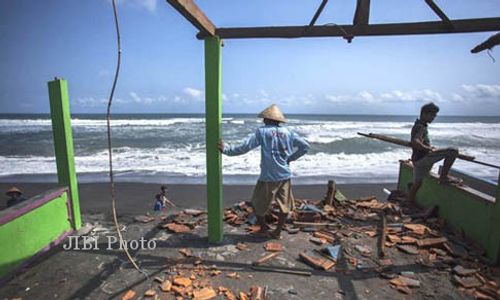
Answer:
[
  {"left": 491, "top": 175, "right": 500, "bottom": 263},
  {"left": 205, "top": 36, "right": 223, "bottom": 243},
  {"left": 48, "top": 78, "right": 81, "bottom": 229}
]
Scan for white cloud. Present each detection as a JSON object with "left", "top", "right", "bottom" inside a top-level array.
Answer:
[
  {"left": 325, "top": 94, "right": 350, "bottom": 103},
  {"left": 129, "top": 92, "right": 167, "bottom": 105},
  {"left": 259, "top": 89, "right": 269, "bottom": 98},
  {"left": 462, "top": 84, "right": 500, "bottom": 98},
  {"left": 358, "top": 91, "right": 375, "bottom": 103},
  {"left": 74, "top": 97, "right": 108, "bottom": 107},
  {"left": 380, "top": 89, "right": 443, "bottom": 103},
  {"left": 183, "top": 87, "right": 203, "bottom": 99},
  {"left": 450, "top": 93, "right": 465, "bottom": 103},
  {"left": 109, "top": 0, "right": 157, "bottom": 13},
  {"left": 139, "top": 0, "right": 157, "bottom": 13}
]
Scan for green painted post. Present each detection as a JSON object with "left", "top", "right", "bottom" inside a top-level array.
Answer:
[
  {"left": 205, "top": 36, "right": 223, "bottom": 243},
  {"left": 491, "top": 175, "right": 500, "bottom": 263},
  {"left": 48, "top": 78, "right": 81, "bottom": 229}
]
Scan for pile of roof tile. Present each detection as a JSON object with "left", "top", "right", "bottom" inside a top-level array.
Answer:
[{"left": 159, "top": 209, "right": 207, "bottom": 233}]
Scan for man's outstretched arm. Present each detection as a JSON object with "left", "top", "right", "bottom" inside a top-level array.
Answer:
[{"left": 219, "top": 131, "right": 260, "bottom": 156}]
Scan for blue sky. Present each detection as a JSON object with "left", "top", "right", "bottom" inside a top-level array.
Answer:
[{"left": 0, "top": 0, "right": 499, "bottom": 115}]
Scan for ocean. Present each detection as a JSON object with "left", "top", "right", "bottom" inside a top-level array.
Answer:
[{"left": 0, "top": 114, "right": 499, "bottom": 185}]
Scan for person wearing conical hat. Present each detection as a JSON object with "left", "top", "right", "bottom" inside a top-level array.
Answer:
[
  {"left": 218, "top": 104, "right": 310, "bottom": 239},
  {"left": 6, "top": 186, "right": 27, "bottom": 208}
]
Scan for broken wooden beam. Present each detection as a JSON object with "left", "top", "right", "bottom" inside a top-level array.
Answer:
[
  {"left": 424, "top": 0, "right": 452, "bottom": 26},
  {"left": 308, "top": 0, "right": 329, "bottom": 27},
  {"left": 324, "top": 180, "right": 336, "bottom": 207},
  {"left": 251, "top": 265, "right": 312, "bottom": 276},
  {"left": 166, "top": 0, "right": 216, "bottom": 37},
  {"left": 378, "top": 212, "right": 387, "bottom": 258},
  {"left": 197, "top": 18, "right": 500, "bottom": 39},
  {"left": 353, "top": 0, "right": 370, "bottom": 26}
]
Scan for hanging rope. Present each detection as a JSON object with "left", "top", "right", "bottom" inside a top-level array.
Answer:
[
  {"left": 107, "top": 0, "right": 148, "bottom": 278},
  {"left": 486, "top": 49, "right": 496, "bottom": 63},
  {"left": 323, "top": 23, "right": 354, "bottom": 43}
]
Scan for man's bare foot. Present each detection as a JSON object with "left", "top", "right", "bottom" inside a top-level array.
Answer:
[{"left": 252, "top": 224, "right": 270, "bottom": 237}]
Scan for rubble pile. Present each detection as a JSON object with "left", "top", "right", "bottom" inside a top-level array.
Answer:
[
  {"left": 121, "top": 252, "right": 268, "bottom": 300},
  {"left": 159, "top": 209, "right": 207, "bottom": 234},
  {"left": 125, "top": 184, "right": 499, "bottom": 299}
]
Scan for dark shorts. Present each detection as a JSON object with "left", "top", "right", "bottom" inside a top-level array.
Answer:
[{"left": 413, "top": 148, "right": 457, "bottom": 182}]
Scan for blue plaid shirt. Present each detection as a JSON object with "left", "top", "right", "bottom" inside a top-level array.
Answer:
[{"left": 222, "top": 125, "right": 310, "bottom": 182}]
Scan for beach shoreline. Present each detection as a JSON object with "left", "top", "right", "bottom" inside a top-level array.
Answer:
[{"left": 0, "top": 182, "right": 397, "bottom": 215}]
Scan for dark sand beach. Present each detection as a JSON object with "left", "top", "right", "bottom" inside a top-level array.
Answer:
[
  {"left": 0, "top": 180, "right": 483, "bottom": 300},
  {"left": 0, "top": 182, "right": 396, "bottom": 215}
]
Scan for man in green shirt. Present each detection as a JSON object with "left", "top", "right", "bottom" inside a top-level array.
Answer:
[{"left": 409, "top": 103, "right": 461, "bottom": 203}]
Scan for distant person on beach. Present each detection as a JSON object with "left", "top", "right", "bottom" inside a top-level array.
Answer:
[
  {"left": 218, "top": 104, "right": 310, "bottom": 239},
  {"left": 409, "top": 102, "right": 461, "bottom": 203},
  {"left": 160, "top": 185, "right": 175, "bottom": 208},
  {"left": 153, "top": 194, "right": 163, "bottom": 212},
  {"left": 6, "top": 186, "right": 27, "bottom": 208}
]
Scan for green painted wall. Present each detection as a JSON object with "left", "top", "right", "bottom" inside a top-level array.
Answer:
[
  {"left": 48, "top": 79, "right": 81, "bottom": 229},
  {"left": 204, "top": 36, "right": 223, "bottom": 243},
  {"left": 398, "top": 162, "right": 500, "bottom": 263},
  {"left": 0, "top": 191, "right": 72, "bottom": 278}
]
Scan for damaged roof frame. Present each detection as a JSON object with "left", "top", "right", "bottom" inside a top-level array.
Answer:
[{"left": 166, "top": 0, "right": 500, "bottom": 40}]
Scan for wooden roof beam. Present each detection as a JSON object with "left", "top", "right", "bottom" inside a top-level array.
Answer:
[
  {"left": 424, "top": 0, "right": 452, "bottom": 26},
  {"left": 353, "top": 0, "right": 370, "bottom": 26},
  {"left": 197, "top": 18, "right": 500, "bottom": 39},
  {"left": 166, "top": 0, "right": 216, "bottom": 37},
  {"left": 308, "top": 0, "right": 329, "bottom": 27}
]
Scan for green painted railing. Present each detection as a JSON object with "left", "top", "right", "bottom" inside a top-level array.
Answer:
[
  {"left": 0, "top": 188, "right": 74, "bottom": 280},
  {"left": 398, "top": 162, "right": 500, "bottom": 263},
  {"left": 0, "top": 78, "right": 81, "bottom": 281}
]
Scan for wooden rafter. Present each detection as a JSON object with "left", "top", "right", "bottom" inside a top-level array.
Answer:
[
  {"left": 166, "top": 0, "right": 216, "bottom": 36},
  {"left": 308, "top": 0, "right": 329, "bottom": 27},
  {"left": 424, "top": 0, "right": 452, "bottom": 25},
  {"left": 197, "top": 18, "right": 500, "bottom": 39},
  {"left": 353, "top": 0, "right": 370, "bottom": 26}
]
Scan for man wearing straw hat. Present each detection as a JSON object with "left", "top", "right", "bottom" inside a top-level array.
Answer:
[
  {"left": 218, "top": 104, "right": 310, "bottom": 239},
  {"left": 6, "top": 186, "right": 27, "bottom": 208}
]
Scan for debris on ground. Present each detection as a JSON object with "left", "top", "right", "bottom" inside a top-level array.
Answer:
[{"left": 11, "top": 181, "right": 499, "bottom": 300}]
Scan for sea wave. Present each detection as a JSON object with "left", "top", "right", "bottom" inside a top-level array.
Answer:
[{"left": 1, "top": 146, "right": 498, "bottom": 182}]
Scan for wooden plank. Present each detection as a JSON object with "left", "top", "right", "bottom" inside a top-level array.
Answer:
[
  {"left": 378, "top": 213, "right": 386, "bottom": 258},
  {"left": 308, "top": 0, "right": 329, "bottom": 27},
  {"left": 353, "top": 0, "right": 370, "bottom": 25},
  {"left": 166, "top": 0, "right": 216, "bottom": 36},
  {"left": 197, "top": 18, "right": 500, "bottom": 39},
  {"left": 424, "top": 0, "right": 452, "bottom": 25}
]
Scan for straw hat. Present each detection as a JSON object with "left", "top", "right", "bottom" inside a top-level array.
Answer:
[
  {"left": 258, "top": 104, "right": 286, "bottom": 123},
  {"left": 6, "top": 186, "right": 22, "bottom": 196}
]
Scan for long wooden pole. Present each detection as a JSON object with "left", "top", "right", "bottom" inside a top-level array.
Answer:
[{"left": 358, "top": 132, "right": 500, "bottom": 170}]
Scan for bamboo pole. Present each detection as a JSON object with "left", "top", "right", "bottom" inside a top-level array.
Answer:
[{"left": 358, "top": 132, "right": 500, "bottom": 170}]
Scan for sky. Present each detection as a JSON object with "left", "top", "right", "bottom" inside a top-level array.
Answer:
[{"left": 0, "top": 0, "right": 499, "bottom": 115}]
